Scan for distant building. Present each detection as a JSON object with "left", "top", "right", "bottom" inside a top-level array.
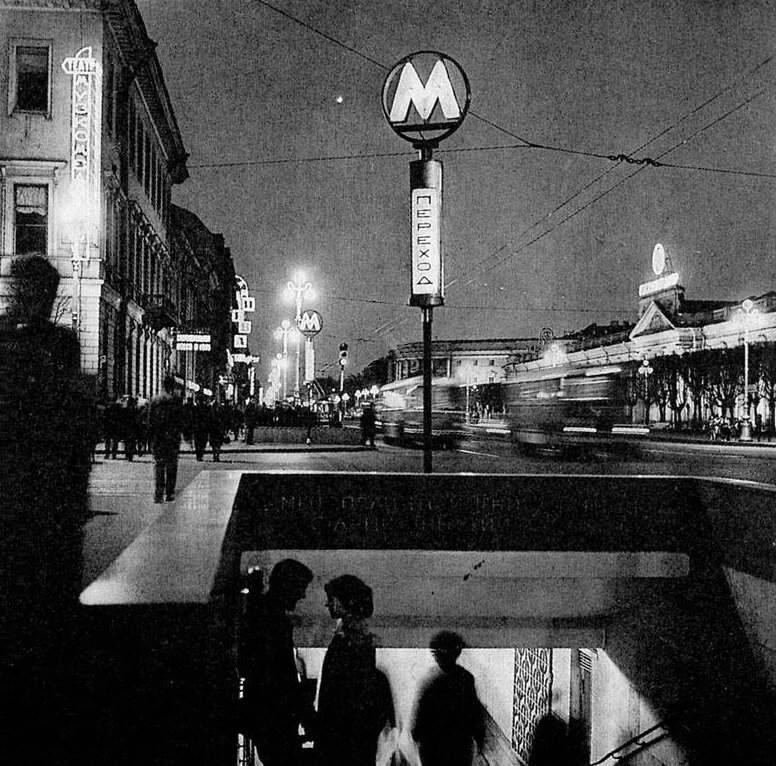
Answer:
[
  {"left": 507, "top": 250, "right": 776, "bottom": 428},
  {"left": 169, "top": 205, "right": 236, "bottom": 398},
  {"left": 0, "top": 0, "right": 231, "bottom": 401},
  {"left": 389, "top": 337, "right": 541, "bottom": 384}
]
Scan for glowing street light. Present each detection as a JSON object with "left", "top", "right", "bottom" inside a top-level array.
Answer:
[
  {"left": 274, "top": 320, "right": 297, "bottom": 400},
  {"left": 286, "top": 270, "right": 314, "bottom": 321},
  {"left": 286, "top": 271, "right": 314, "bottom": 400},
  {"left": 637, "top": 358, "right": 653, "bottom": 425},
  {"left": 738, "top": 299, "right": 759, "bottom": 441}
]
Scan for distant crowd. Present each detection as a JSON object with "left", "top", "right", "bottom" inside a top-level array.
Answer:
[{"left": 98, "top": 396, "right": 328, "bottom": 459}]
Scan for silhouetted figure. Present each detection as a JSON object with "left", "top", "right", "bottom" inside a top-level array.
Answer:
[
  {"left": 104, "top": 397, "right": 122, "bottom": 458},
  {"left": 192, "top": 393, "right": 210, "bottom": 460},
  {"left": 240, "top": 559, "right": 315, "bottom": 766},
  {"left": 123, "top": 395, "right": 137, "bottom": 460},
  {"left": 412, "top": 631, "right": 485, "bottom": 766},
  {"left": 316, "top": 575, "right": 393, "bottom": 766},
  {"left": 244, "top": 398, "right": 257, "bottom": 444},
  {"left": 527, "top": 713, "right": 578, "bottom": 766},
  {"left": 209, "top": 401, "right": 226, "bottom": 461},
  {"left": 360, "top": 403, "right": 377, "bottom": 447},
  {"left": 149, "top": 375, "right": 183, "bottom": 502},
  {"left": 0, "top": 255, "right": 94, "bottom": 764}
]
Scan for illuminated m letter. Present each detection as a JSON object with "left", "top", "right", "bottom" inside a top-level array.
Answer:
[{"left": 389, "top": 60, "right": 461, "bottom": 122}]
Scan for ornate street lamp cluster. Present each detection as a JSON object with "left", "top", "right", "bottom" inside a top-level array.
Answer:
[{"left": 271, "top": 270, "right": 315, "bottom": 403}]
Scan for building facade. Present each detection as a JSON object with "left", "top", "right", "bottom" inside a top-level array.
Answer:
[
  {"left": 507, "top": 255, "right": 776, "bottom": 430},
  {"left": 389, "top": 337, "right": 542, "bottom": 385},
  {"left": 170, "top": 204, "right": 237, "bottom": 399},
  {"left": 0, "top": 0, "right": 231, "bottom": 402}
]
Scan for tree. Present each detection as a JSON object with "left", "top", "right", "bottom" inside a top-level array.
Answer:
[
  {"left": 706, "top": 348, "right": 742, "bottom": 420},
  {"left": 755, "top": 342, "right": 776, "bottom": 433}
]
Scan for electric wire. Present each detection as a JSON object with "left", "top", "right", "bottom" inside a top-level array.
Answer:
[{"left": 245, "top": 0, "right": 774, "bottom": 365}]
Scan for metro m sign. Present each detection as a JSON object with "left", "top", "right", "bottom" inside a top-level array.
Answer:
[
  {"left": 297, "top": 309, "right": 323, "bottom": 338},
  {"left": 382, "top": 51, "right": 470, "bottom": 146}
]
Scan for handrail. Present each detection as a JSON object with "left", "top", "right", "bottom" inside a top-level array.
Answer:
[{"left": 590, "top": 721, "right": 671, "bottom": 765}]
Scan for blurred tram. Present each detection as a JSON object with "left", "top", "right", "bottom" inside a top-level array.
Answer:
[
  {"left": 503, "top": 364, "right": 640, "bottom": 456},
  {"left": 375, "top": 376, "right": 466, "bottom": 448}
]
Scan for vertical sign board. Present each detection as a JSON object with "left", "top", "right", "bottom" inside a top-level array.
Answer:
[
  {"left": 297, "top": 310, "right": 323, "bottom": 384},
  {"left": 304, "top": 340, "right": 315, "bottom": 383},
  {"left": 62, "top": 46, "right": 102, "bottom": 234},
  {"left": 411, "top": 187, "right": 442, "bottom": 301}
]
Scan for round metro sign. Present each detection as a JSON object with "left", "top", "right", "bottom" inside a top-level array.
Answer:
[
  {"left": 297, "top": 310, "right": 323, "bottom": 338},
  {"left": 382, "top": 51, "right": 471, "bottom": 146}
]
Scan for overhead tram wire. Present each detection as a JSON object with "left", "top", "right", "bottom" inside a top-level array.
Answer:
[
  {"left": 447, "top": 71, "right": 773, "bottom": 293},
  {"left": 248, "top": 1, "right": 775, "bottom": 349},
  {"left": 364, "top": 81, "right": 769, "bottom": 347},
  {"left": 249, "top": 0, "right": 776, "bottom": 174}
]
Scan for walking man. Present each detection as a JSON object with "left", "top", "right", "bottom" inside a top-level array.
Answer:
[
  {"left": 412, "top": 631, "right": 485, "bottom": 766},
  {"left": 149, "top": 375, "right": 183, "bottom": 503}
]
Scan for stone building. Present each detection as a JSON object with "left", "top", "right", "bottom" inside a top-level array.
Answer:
[
  {"left": 507, "top": 252, "right": 776, "bottom": 430},
  {"left": 0, "top": 0, "right": 231, "bottom": 401},
  {"left": 389, "top": 337, "right": 542, "bottom": 384}
]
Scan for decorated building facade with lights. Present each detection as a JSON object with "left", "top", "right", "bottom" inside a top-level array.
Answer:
[
  {"left": 0, "top": 0, "right": 232, "bottom": 401},
  {"left": 506, "top": 246, "right": 776, "bottom": 430}
]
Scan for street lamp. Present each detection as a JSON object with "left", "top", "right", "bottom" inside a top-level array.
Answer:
[
  {"left": 286, "top": 271, "right": 314, "bottom": 399},
  {"left": 738, "top": 299, "right": 759, "bottom": 441},
  {"left": 70, "top": 231, "right": 90, "bottom": 335},
  {"left": 274, "top": 320, "right": 296, "bottom": 400},
  {"left": 637, "top": 358, "right": 653, "bottom": 425}
]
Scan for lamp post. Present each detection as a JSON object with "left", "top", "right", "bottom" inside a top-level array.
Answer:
[
  {"left": 70, "top": 231, "right": 90, "bottom": 335},
  {"left": 274, "top": 320, "right": 295, "bottom": 401},
  {"left": 286, "top": 271, "right": 314, "bottom": 400},
  {"left": 638, "top": 359, "right": 653, "bottom": 425},
  {"left": 739, "top": 299, "right": 758, "bottom": 441}
]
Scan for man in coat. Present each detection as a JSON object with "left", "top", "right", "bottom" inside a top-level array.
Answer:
[
  {"left": 149, "top": 375, "right": 183, "bottom": 502},
  {"left": 240, "top": 559, "right": 315, "bottom": 766},
  {"left": 412, "top": 631, "right": 485, "bottom": 766}
]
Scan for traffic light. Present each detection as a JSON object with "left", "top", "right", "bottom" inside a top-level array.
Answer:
[{"left": 339, "top": 342, "right": 348, "bottom": 366}]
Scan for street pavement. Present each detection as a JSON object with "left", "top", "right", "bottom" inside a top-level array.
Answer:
[{"left": 83, "top": 438, "right": 371, "bottom": 587}]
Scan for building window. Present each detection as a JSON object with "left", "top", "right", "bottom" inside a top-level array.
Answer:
[
  {"left": 10, "top": 42, "right": 51, "bottom": 115},
  {"left": 14, "top": 184, "right": 48, "bottom": 254}
]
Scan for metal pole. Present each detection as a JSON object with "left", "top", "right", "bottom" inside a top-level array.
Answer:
[
  {"left": 410, "top": 146, "right": 441, "bottom": 475},
  {"left": 423, "top": 306, "right": 433, "bottom": 473},
  {"left": 295, "top": 332, "right": 300, "bottom": 399}
]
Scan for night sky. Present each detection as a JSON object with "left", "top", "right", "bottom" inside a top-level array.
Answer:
[{"left": 135, "top": 0, "right": 776, "bottom": 383}]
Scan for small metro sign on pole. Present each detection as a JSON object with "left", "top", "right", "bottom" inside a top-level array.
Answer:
[{"left": 382, "top": 51, "right": 470, "bottom": 472}]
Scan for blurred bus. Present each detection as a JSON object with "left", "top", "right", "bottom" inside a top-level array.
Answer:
[
  {"left": 375, "top": 376, "right": 466, "bottom": 448},
  {"left": 503, "top": 364, "right": 642, "bottom": 457}
]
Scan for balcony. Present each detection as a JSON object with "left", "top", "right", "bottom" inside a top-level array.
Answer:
[{"left": 142, "top": 293, "right": 178, "bottom": 330}]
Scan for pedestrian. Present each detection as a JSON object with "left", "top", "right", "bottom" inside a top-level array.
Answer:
[
  {"left": 192, "top": 393, "right": 210, "bottom": 461},
  {"left": 0, "top": 254, "right": 94, "bottom": 763},
  {"left": 182, "top": 396, "right": 195, "bottom": 445},
  {"left": 149, "top": 375, "right": 183, "bottom": 503},
  {"left": 104, "top": 397, "right": 122, "bottom": 458},
  {"left": 135, "top": 397, "right": 150, "bottom": 456},
  {"left": 209, "top": 400, "right": 225, "bottom": 461},
  {"left": 315, "top": 575, "right": 393, "bottom": 766},
  {"left": 240, "top": 559, "right": 315, "bottom": 766},
  {"left": 411, "top": 631, "right": 485, "bottom": 766},
  {"left": 360, "top": 403, "right": 377, "bottom": 448},
  {"left": 123, "top": 395, "right": 137, "bottom": 461},
  {"left": 244, "top": 397, "right": 257, "bottom": 445}
]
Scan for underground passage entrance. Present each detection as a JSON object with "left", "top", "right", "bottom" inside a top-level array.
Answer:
[{"left": 80, "top": 472, "right": 776, "bottom": 765}]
